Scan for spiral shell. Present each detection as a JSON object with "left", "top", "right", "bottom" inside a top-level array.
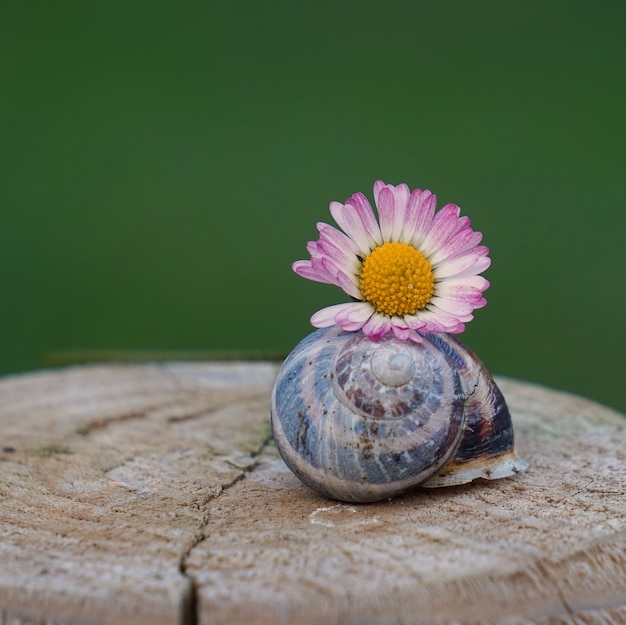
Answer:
[{"left": 270, "top": 326, "right": 527, "bottom": 502}]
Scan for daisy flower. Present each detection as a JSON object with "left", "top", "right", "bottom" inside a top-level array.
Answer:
[{"left": 293, "top": 180, "right": 490, "bottom": 343}]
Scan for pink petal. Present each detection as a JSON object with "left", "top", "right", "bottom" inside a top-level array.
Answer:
[
  {"left": 390, "top": 315, "right": 408, "bottom": 329},
  {"left": 331, "top": 196, "right": 381, "bottom": 255},
  {"left": 317, "top": 222, "right": 359, "bottom": 256},
  {"left": 429, "top": 295, "right": 475, "bottom": 317},
  {"left": 390, "top": 183, "right": 410, "bottom": 242},
  {"left": 435, "top": 283, "right": 488, "bottom": 306},
  {"left": 420, "top": 203, "right": 462, "bottom": 258},
  {"left": 309, "top": 256, "right": 341, "bottom": 285},
  {"left": 292, "top": 260, "right": 334, "bottom": 284},
  {"left": 446, "top": 321, "right": 466, "bottom": 334},
  {"left": 434, "top": 250, "right": 490, "bottom": 279},
  {"left": 335, "top": 270, "right": 362, "bottom": 299},
  {"left": 305, "top": 241, "right": 318, "bottom": 255},
  {"left": 407, "top": 309, "right": 460, "bottom": 333},
  {"left": 334, "top": 302, "right": 375, "bottom": 331},
  {"left": 390, "top": 316, "right": 424, "bottom": 342},
  {"left": 429, "top": 227, "right": 483, "bottom": 266},
  {"left": 406, "top": 329, "right": 424, "bottom": 343},
  {"left": 329, "top": 203, "right": 368, "bottom": 255},
  {"left": 403, "top": 314, "right": 429, "bottom": 332},
  {"left": 316, "top": 239, "right": 359, "bottom": 275},
  {"left": 310, "top": 303, "right": 365, "bottom": 328},
  {"left": 376, "top": 186, "right": 396, "bottom": 242},
  {"left": 329, "top": 201, "right": 349, "bottom": 232},
  {"left": 411, "top": 191, "right": 437, "bottom": 248},
  {"left": 345, "top": 192, "right": 383, "bottom": 248},
  {"left": 373, "top": 179, "right": 386, "bottom": 205},
  {"left": 458, "top": 255, "right": 491, "bottom": 278},
  {"left": 392, "top": 324, "right": 410, "bottom": 341},
  {"left": 399, "top": 188, "right": 423, "bottom": 244},
  {"left": 427, "top": 301, "right": 474, "bottom": 324},
  {"left": 362, "top": 313, "right": 392, "bottom": 340},
  {"left": 441, "top": 275, "right": 490, "bottom": 292}
]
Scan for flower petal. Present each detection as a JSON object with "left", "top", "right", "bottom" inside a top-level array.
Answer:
[
  {"left": 345, "top": 192, "right": 383, "bottom": 248},
  {"left": 330, "top": 197, "right": 380, "bottom": 255},
  {"left": 362, "top": 313, "right": 392, "bottom": 340},
  {"left": 440, "top": 275, "right": 490, "bottom": 292},
  {"left": 429, "top": 227, "right": 483, "bottom": 267},
  {"left": 292, "top": 260, "right": 334, "bottom": 284},
  {"left": 435, "top": 282, "right": 488, "bottom": 307},
  {"left": 310, "top": 303, "right": 365, "bottom": 328},
  {"left": 405, "top": 311, "right": 445, "bottom": 333},
  {"left": 310, "top": 256, "right": 340, "bottom": 284},
  {"left": 317, "top": 222, "right": 359, "bottom": 256},
  {"left": 420, "top": 203, "right": 462, "bottom": 258},
  {"left": 429, "top": 295, "right": 475, "bottom": 317},
  {"left": 434, "top": 250, "right": 490, "bottom": 279},
  {"left": 334, "top": 302, "right": 375, "bottom": 331},
  {"left": 427, "top": 301, "right": 474, "bottom": 324},
  {"left": 390, "top": 316, "right": 424, "bottom": 342},
  {"left": 335, "top": 270, "right": 362, "bottom": 299},
  {"left": 392, "top": 324, "right": 410, "bottom": 341},
  {"left": 373, "top": 179, "right": 385, "bottom": 205},
  {"left": 411, "top": 191, "right": 437, "bottom": 248},
  {"left": 399, "top": 188, "right": 423, "bottom": 244},
  {"left": 376, "top": 186, "right": 396, "bottom": 242},
  {"left": 390, "top": 183, "right": 410, "bottom": 242},
  {"left": 316, "top": 238, "right": 359, "bottom": 275}
]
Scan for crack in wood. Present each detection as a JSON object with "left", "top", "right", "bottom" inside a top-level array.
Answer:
[
  {"left": 75, "top": 407, "right": 152, "bottom": 435},
  {"left": 176, "top": 432, "right": 274, "bottom": 625},
  {"left": 166, "top": 391, "right": 270, "bottom": 423}
]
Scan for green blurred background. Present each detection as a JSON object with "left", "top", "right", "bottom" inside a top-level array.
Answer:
[{"left": 1, "top": 1, "right": 625, "bottom": 413}]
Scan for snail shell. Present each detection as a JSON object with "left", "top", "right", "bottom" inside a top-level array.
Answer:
[{"left": 270, "top": 326, "right": 527, "bottom": 502}]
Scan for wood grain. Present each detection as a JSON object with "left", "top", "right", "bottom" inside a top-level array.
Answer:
[{"left": 0, "top": 363, "right": 624, "bottom": 625}]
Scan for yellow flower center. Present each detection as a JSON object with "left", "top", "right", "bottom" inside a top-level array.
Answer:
[{"left": 359, "top": 242, "right": 435, "bottom": 316}]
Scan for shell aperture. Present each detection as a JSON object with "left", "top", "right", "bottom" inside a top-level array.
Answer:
[{"left": 270, "top": 327, "right": 527, "bottom": 502}]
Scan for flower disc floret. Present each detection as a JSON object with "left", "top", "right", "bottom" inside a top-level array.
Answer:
[
  {"left": 359, "top": 243, "right": 434, "bottom": 316},
  {"left": 292, "top": 180, "right": 491, "bottom": 342}
]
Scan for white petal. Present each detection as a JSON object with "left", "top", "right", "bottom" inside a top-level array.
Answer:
[
  {"left": 429, "top": 227, "right": 482, "bottom": 266},
  {"left": 317, "top": 239, "right": 359, "bottom": 275},
  {"left": 399, "top": 188, "right": 423, "bottom": 244},
  {"left": 429, "top": 295, "right": 474, "bottom": 316},
  {"left": 438, "top": 254, "right": 491, "bottom": 280},
  {"left": 336, "top": 270, "right": 362, "bottom": 299},
  {"left": 331, "top": 201, "right": 378, "bottom": 256},
  {"left": 439, "top": 275, "right": 490, "bottom": 292},
  {"left": 411, "top": 191, "right": 436, "bottom": 248},
  {"left": 335, "top": 302, "right": 375, "bottom": 331},
  {"left": 345, "top": 192, "right": 383, "bottom": 248},
  {"left": 392, "top": 325, "right": 410, "bottom": 340},
  {"left": 376, "top": 186, "right": 395, "bottom": 242},
  {"left": 317, "top": 222, "right": 359, "bottom": 255},
  {"left": 420, "top": 203, "right": 461, "bottom": 258},
  {"left": 310, "top": 303, "right": 360, "bottom": 328},
  {"left": 293, "top": 260, "right": 335, "bottom": 285},
  {"left": 391, "top": 184, "right": 410, "bottom": 242},
  {"left": 434, "top": 252, "right": 487, "bottom": 279},
  {"left": 362, "top": 313, "right": 392, "bottom": 340}
]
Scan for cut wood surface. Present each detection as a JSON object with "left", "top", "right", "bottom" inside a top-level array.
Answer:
[{"left": 0, "top": 362, "right": 624, "bottom": 625}]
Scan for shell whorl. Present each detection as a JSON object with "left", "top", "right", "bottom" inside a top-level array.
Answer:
[{"left": 271, "top": 326, "right": 526, "bottom": 502}]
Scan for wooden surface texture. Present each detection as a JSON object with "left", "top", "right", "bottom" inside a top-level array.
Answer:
[{"left": 0, "top": 362, "right": 624, "bottom": 625}]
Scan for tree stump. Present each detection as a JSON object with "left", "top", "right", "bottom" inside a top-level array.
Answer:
[{"left": 0, "top": 362, "right": 624, "bottom": 625}]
